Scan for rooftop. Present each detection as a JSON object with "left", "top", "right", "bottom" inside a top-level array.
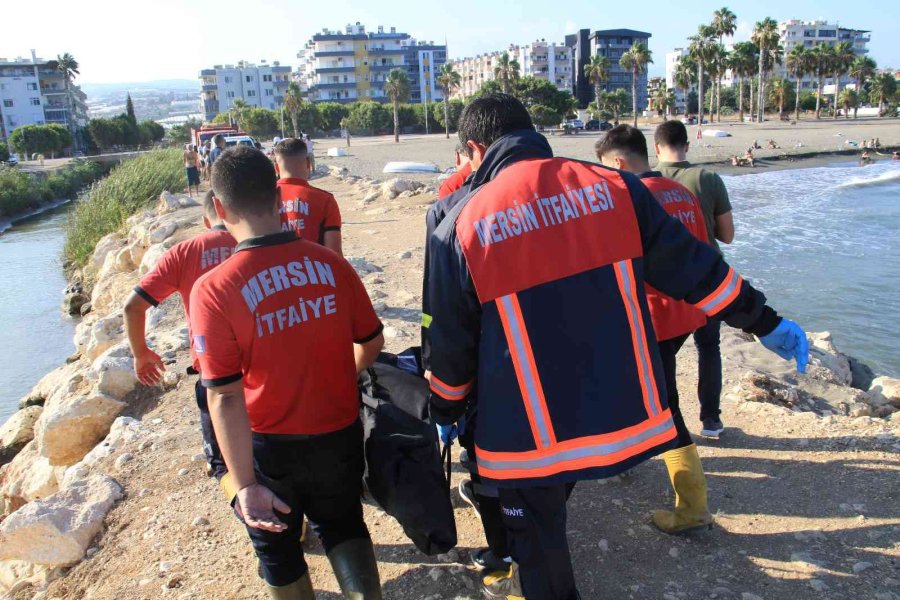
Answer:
[{"left": 593, "top": 29, "right": 652, "bottom": 38}]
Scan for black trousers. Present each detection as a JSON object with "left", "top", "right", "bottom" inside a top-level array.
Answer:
[
  {"left": 656, "top": 334, "right": 695, "bottom": 448},
  {"left": 194, "top": 378, "right": 227, "bottom": 479},
  {"left": 460, "top": 437, "right": 509, "bottom": 559},
  {"left": 693, "top": 319, "right": 723, "bottom": 421},
  {"left": 242, "top": 419, "right": 370, "bottom": 587},
  {"left": 499, "top": 483, "right": 578, "bottom": 600}
]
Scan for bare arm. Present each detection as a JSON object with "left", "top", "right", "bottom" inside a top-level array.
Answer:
[
  {"left": 355, "top": 332, "right": 385, "bottom": 374},
  {"left": 323, "top": 230, "right": 343, "bottom": 256},
  {"left": 208, "top": 380, "right": 289, "bottom": 532},
  {"left": 715, "top": 211, "right": 735, "bottom": 244},
  {"left": 123, "top": 292, "right": 164, "bottom": 385}
]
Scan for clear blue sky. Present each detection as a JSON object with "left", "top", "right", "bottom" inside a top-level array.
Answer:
[{"left": 5, "top": 0, "right": 898, "bottom": 84}]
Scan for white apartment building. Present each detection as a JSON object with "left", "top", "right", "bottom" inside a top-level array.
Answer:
[
  {"left": 450, "top": 40, "right": 573, "bottom": 100},
  {"left": 0, "top": 51, "right": 88, "bottom": 142},
  {"left": 665, "top": 48, "right": 693, "bottom": 114},
  {"left": 776, "top": 20, "right": 871, "bottom": 92},
  {"left": 199, "top": 62, "right": 292, "bottom": 122}
]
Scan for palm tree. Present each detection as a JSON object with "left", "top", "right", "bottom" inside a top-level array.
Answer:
[
  {"left": 848, "top": 56, "right": 877, "bottom": 118},
  {"left": 831, "top": 41, "right": 856, "bottom": 119},
  {"left": 730, "top": 42, "right": 758, "bottom": 123},
  {"left": 619, "top": 42, "right": 653, "bottom": 127},
  {"left": 230, "top": 99, "right": 250, "bottom": 129},
  {"left": 56, "top": 53, "right": 80, "bottom": 151},
  {"left": 653, "top": 82, "right": 675, "bottom": 120},
  {"left": 436, "top": 64, "right": 461, "bottom": 139},
  {"left": 673, "top": 56, "right": 698, "bottom": 115},
  {"left": 752, "top": 17, "right": 779, "bottom": 122},
  {"left": 283, "top": 82, "right": 304, "bottom": 137},
  {"left": 706, "top": 44, "right": 727, "bottom": 120},
  {"left": 767, "top": 78, "right": 792, "bottom": 116},
  {"left": 811, "top": 43, "right": 833, "bottom": 119},
  {"left": 870, "top": 72, "right": 897, "bottom": 116},
  {"left": 584, "top": 55, "right": 611, "bottom": 112},
  {"left": 711, "top": 7, "right": 737, "bottom": 122},
  {"left": 786, "top": 45, "right": 811, "bottom": 120},
  {"left": 839, "top": 88, "right": 858, "bottom": 120},
  {"left": 384, "top": 68, "right": 410, "bottom": 143},
  {"left": 494, "top": 52, "right": 521, "bottom": 94},
  {"left": 688, "top": 25, "right": 717, "bottom": 124}
]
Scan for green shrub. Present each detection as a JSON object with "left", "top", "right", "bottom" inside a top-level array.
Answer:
[
  {"left": 0, "top": 160, "right": 106, "bottom": 218},
  {"left": 64, "top": 149, "right": 183, "bottom": 267}
]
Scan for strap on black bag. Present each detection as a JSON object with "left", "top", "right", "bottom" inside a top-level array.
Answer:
[{"left": 441, "top": 439, "right": 452, "bottom": 491}]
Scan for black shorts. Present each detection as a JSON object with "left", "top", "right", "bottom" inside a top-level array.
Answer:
[{"left": 186, "top": 166, "right": 200, "bottom": 185}]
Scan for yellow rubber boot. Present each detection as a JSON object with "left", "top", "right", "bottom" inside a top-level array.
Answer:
[
  {"left": 652, "top": 444, "right": 714, "bottom": 534},
  {"left": 266, "top": 572, "right": 315, "bottom": 599},
  {"left": 482, "top": 562, "right": 525, "bottom": 600}
]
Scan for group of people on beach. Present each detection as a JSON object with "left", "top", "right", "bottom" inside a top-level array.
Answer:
[{"left": 128, "top": 93, "right": 809, "bottom": 600}]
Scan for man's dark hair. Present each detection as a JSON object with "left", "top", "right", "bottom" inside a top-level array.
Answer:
[
  {"left": 594, "top": 124, "right": 649, "bottom": 162},
  {"left": 458, "top": 93, "right": 533, "bottom": 156},
  {"left": 211, "top": 146, "right": 277, "bottom": 217},
  {"left": 202, "top": 190, "right": 217, "bottom": 219},
  {"left": 212, "top": 134, "right": 225, "bottom": 147},
  {"left": 273, "top": 137, "right": 308, "bottom": 159},
  {"left": 654, "top": 120, "right": 689, "bottom": 149}
]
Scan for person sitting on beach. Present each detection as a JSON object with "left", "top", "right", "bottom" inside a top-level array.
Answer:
[
  {"left": 744, "top": 150, "right": 755, "bottom": 167},
  {"left": 124, "top": 191, "right": 235, "bottom": 482},
  {"left": 273, "top": 138, "right": 342, "bottom": 255},
  {"left": 861, "top": 140, "right": 869, "bottom": 149},
  {"left": 873, "top": 138, "right": 881, "bottom": 149},
  {"left": 767, "top": 139, "right": 779, "bottom": 149}
]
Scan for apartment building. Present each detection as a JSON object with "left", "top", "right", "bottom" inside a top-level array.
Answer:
[
  {"left": 0, "top": 51, "right": 88, "bottom": 142},
  {"left": 665, "top": 47, "right": 693, "bottom": 114},
  {"left": 198, "top": 62, "right": 292, "bottom": 122},
  {"left": 449, "top": 39, "right": 572, "bottom": 100},
  {"left": 566, "top": 28, "right": 653, "bottom": 109},
  {"left": 776, "top": 20, "right": 871, "bottom": 92},
  {"left": 297, "top": 23, "right": 447, "bottom": 104}
]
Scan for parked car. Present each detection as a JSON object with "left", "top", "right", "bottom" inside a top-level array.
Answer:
[
  {"left": 223, "top": 135, "right": 259, "bottom": 148},
  {"left": 560, "top": 119, "right": 585, "bottom": 130},
  {"left": 7, "top": 153, "right": 19, "bottom": 166},
  {"left": 585, "top": 120, "right": 613, "bottom": 131}
]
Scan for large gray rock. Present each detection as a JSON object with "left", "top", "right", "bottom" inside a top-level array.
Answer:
[
  {"left": 92, "top": 345, "right": 137, "bottom": 400},
  {"left": 85, "top": 312, "right": 124, "bottom": 361},
  {"left": 139, "top": 242, "right": 167, "bottom": 276},
  {"left": 0, "top": 406, "right": 43, "bottom": 466},
  {"left": 147, "top": 221, "right": 178, "bottom": 245},
  {"left": 0, "top": 475, "right": 123, "bottom": 566},
  {"left": 808, "top": 332, "right": 852, "bottom": 386},
  {"left": 0, "top": 442, "right": 64, "bottom": 516},
  {"left": 157, "top": 191, "right": 181, "bottom": 214},
  {"left": 381, "top": 178, "right": 425, "bottom": 200},
  {"left": 35, "top": 388, "right": 125, "bottom": 466},
  {"left": 90, "top": 233, "right": 124, "bottom": 269},
  {"left": 869, "top": 376, "right": 900, "bottom": 409}
]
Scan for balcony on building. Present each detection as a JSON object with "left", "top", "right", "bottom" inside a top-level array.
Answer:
[
  {"left": 200, "top": 69, "right": 216, "bottom": 76},
  {"left": 317, "top": 65, "right": 356, "bottom": 73},
  {"left": 273, "top": 79, "right": 290, "bottom": 88},
  {"left": 368, "top": 47, "right": 404, "bottom": 55},
  {"left": 316, "top": 81, "right": 356, "bottom": 90},
  {"left": 317, "top": 50, "right": 356, "bottom": 57},
  {"left": 202, "top": 83, "right": 218, "bottom": 92}
]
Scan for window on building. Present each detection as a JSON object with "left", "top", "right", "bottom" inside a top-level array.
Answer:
[
  {"left": 818, "top": 30, "right": 836, "bottom": 37},
  {"left": 263, "top": 74, "right": 272, "bottom": 82},
  {"left": 245, "top": 75, "right": 253, "bottom": 82},
  {"left": 27, "top": 82, "right": 38, "bottom": 91},
  {"left": 224, "top": 76, "right": 232, "bottom": 83},
  {"left": 3, "top": 100, "right": 12, "bottom": 108},
  {"left": 30, "top": 97, "right": 41, "bottom": 106},
  {"left": 265, "top": 89, "right": 273, "bottom": 96},
  {"left": 226, "top": 91, "right": 235, "bottom": 98},
  {"left": 247, "top": 90, "right": 256, "bottom": 97}
]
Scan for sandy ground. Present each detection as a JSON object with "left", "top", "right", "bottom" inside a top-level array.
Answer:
[
  {"left": 316, "top": 118, "right": 900, "bottom": 180},
  {"left": 25, "top": 168, "right": 900, "bottom": 600}
]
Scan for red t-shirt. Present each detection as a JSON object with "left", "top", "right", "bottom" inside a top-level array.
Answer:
[
  {"left": 276, "top": 177, "right": 341, "bottom": 245},
  {"left": 135, "top": 226, "right": 236, "bottom": 369},
  {"left": 189, "top": 232, "right": 382, "bottom": 435},
  {"left": 641, "top": 175, "right": 710, "bottom": 341},
  {"left": 438, "top": 162, "right": 472, "bottom": 198}
]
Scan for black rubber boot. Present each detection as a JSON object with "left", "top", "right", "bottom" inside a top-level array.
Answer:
[
  {"left": 266, "top": 572, "right": 315, "bottom": 599},
  {"left": 326, "top": 538, "right": 383, "bottom": 600}
]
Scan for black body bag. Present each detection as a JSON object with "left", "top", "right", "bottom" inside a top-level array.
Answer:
[{"left": 358, "top": 348, "right": 457, "bottom": 555}]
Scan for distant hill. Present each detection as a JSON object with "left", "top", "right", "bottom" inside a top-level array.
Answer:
[{"left": 80, "top": 79, "right": 197, "bottom": 97}]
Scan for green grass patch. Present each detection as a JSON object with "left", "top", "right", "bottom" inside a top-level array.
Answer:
[
  {"left": 63, "top": 149, "right": 184, "bottom": 268},
  {"left": 0, "top": 160, "right": 107, "bottom": 219}
]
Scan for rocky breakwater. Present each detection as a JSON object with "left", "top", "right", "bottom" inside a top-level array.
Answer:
[{"left": 0, "top": 191, "right": 200, "bottom": 596}]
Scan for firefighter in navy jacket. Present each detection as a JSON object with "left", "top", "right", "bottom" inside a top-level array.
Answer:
[{"left": 426, "top": 95, "right": 808, "bottom": 600}]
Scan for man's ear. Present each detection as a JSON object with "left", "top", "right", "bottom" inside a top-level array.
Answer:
[
  {"left": 615, "top": 156, "right": 628, "bottom": 171},
  {"left": 202, "top": 215, "right": 212, "bottom": 229},
  {"left": 467, "top": 140, "right": 487, "bottom": 164},
  {"left": 213, "top": 195, "right": 227, "bottom": 221},
  {"left": 684, "top": 141, "right": 690, "bottom": 154}
]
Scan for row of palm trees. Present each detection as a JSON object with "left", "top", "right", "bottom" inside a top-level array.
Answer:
[
  {"left": 583, "top": 43, "right": 654, "bottom": 127},
  {"left": 675, "top": 8, "right": 895, "bottom": 124}
]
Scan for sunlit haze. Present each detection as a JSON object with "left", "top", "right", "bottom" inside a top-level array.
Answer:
[{"left": 5, "top": 0, "right": 898, "bottom": 84}]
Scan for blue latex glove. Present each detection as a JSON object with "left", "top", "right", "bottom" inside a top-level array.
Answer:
[
  {"left": 437, "top": 416, "right": 466, "bottom": 445},
  {"left": 759, "top": 318, "right": 809, "bottom": 373}
]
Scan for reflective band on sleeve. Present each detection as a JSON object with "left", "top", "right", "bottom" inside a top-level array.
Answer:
[
  {"left": 429, "top": 374, "right": 473, "bottom": 401},
  {"left": 614, "top": 260, "right": 662, "bottom": 418},
  {"left": 476, "top": 410, "right": 676, "bottom": 480},
  {"left": 496, "top": 293, "right": 557, "bottom": 449},
  {"left": 421, "top": 313, "right": 433, "bottom": 328},
  {"left": 694, "top": 268, "right": 743, "bottom": 317}
]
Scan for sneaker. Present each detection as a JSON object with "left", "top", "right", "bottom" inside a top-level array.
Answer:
[
  {"left": 482, "top": 563, "right": 524, "bottom": 600},
  {"left": 472, "top": 548, "right": 511, "bottom": 572},
  {"left": 701, "top": 418, "right": 725, "bottom": 439},
  {"left": 459, "top": 478, "right": 480, "bottom": 513}
]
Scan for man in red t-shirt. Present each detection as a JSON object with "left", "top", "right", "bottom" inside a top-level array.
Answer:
[
  {"left": 191, "top": 146, "right": 384, "bottom": 599},
  {"left": 437, "top": 144, "right": 473, "bottom": 199},
  {"left": 124, "top": 191, "right": 236, "bottom": 479},
  {"left": 595, "top": 125, "right": 714, "bottom": 534},
  {"left": 273, "top": 138, "right": 342, "bottom": 255}
]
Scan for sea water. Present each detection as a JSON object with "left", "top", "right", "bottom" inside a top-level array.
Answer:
[
  {"left": 723, "top": 160, "right": 900, "bottom": 378},
  {"left": 0, "top": 205, "right": 77, "bottom": 422}
]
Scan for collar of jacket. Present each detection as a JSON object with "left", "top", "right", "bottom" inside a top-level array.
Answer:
[
  {"left": 469, "top": 129, "right": 554, "bottom": 190},
  {"left": 638, "top": 170, "right": 663, "bottom": 180}
]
